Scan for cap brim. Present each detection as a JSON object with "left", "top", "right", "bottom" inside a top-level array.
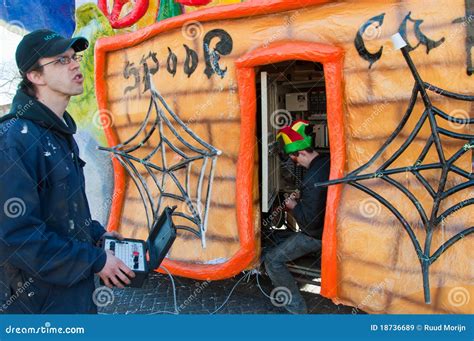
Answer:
[{"left": 43, "top": 37, "right": 89, "bottom": 57}]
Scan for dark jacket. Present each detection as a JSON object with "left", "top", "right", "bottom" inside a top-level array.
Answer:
[
  {"left": 292, "top": 154, "right": 330, "bottom": 238},
  {"left": 0, "top": 90, "right": 106, "bottom": 314}
]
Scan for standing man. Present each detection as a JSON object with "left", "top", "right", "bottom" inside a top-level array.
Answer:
[
  {"left": 265, "top": 120, "right": 330, "bottom": 314},
  {"left": 0, "top": 29, "right": 134, "bottom": 314}
]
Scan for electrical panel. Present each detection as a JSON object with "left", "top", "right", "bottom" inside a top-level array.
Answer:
[
  {"left": 285, "top": 93, "right": 308, "bottom": 111},
  {"left": 260, "top": 62, "right": 329, "bottom": 201}
]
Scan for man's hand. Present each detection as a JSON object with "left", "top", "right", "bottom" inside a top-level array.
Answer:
[
  {"left": 97, "top": 231, "right": 124, "bottom": 247},
  {"left": 97, "top": 250, "right": 136, "bottom": 288},
  {"left": 284, "top": 197, "right": 298, "bottom": 210}
]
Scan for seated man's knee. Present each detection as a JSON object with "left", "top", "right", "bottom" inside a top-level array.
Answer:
[{"left": 264, "top": 257, "right": 285, "bottom": 272}]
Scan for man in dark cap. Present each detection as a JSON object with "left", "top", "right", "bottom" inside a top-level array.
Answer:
[{"left": 0, "top": 29, "right": 134, "bottom": 314}]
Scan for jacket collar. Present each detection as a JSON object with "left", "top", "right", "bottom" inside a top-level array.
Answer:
[{"left": 0, "top": 90, "right": 77, "bottom": 136}]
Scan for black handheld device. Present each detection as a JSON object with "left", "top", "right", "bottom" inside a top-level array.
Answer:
[{"left": 101, "top": 206, "right": 177, "bottom": 287}]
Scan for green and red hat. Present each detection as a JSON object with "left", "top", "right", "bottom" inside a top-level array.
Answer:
[{"left": 277, "top": 120, "right": 313, "bottom": 154}]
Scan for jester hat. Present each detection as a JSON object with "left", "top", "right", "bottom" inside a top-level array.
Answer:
[{"left": 276, "top": 120, "right": 313, "bottom": 154}]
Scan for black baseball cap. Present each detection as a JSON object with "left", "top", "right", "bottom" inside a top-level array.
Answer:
[{"left": 16, "top": 29, "right": 89, "bottom": 74}]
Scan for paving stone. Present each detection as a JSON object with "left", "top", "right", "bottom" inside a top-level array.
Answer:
[{"left": 98, "top": 272, "right": 357, "bottom": 315}]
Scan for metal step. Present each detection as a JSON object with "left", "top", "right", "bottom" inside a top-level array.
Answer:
[{"left": 287, "top": 263, "right": 321, "bottom": 279}]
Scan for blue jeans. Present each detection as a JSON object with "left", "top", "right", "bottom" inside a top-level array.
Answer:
[{"left": 264, "top": 232, "right": 322, "bottom": 313}]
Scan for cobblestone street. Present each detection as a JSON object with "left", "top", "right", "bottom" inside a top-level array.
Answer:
[{"left": 98, "top": 272, "right": 357, "bottom": 315}]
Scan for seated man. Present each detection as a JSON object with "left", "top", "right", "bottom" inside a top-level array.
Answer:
[{"left": 264, "top": 120, "right": 330, "bottom": 314}]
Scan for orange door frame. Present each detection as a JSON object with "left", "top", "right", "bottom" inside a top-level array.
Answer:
[
  {"left": 234, "top": 41, "right": 345, "bottom": 298},
  {"left": 94, "top": 0, "right": 342, "bottom": 286}
]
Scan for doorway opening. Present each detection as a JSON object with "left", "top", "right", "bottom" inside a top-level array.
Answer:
[{"left": 257, "top": 60, "right": 329, "bottom": 292}]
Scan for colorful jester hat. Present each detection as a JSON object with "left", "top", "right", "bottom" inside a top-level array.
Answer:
[{"left": 277, "top": 120, "right": 313, "bottom": 154}]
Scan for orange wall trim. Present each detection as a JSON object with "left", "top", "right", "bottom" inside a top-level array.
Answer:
[
  {"left": 94, "top": 0, "right": 343, "bottom": 286},
  {"left": 235, "top": 41, "right": 345, "bottom": 299}
]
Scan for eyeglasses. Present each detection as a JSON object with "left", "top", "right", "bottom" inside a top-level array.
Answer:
[{"left": 37, "top": 54, "right": 83, "bottom": 68}]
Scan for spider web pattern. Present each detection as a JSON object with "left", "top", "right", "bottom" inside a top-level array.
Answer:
[
  {"left": 316, "top": 45, "right": 474, "bottom": 304},
  {"left": 100, "top": 72, "right": 221, "bottom": 249}
]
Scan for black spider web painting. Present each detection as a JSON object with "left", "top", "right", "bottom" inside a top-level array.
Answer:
[
  {"left": 316, "top": 40, "right": 473, "bottom": 304},
  {"left": 100, "top": 72, "right": 221, "bottom": 249}
]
